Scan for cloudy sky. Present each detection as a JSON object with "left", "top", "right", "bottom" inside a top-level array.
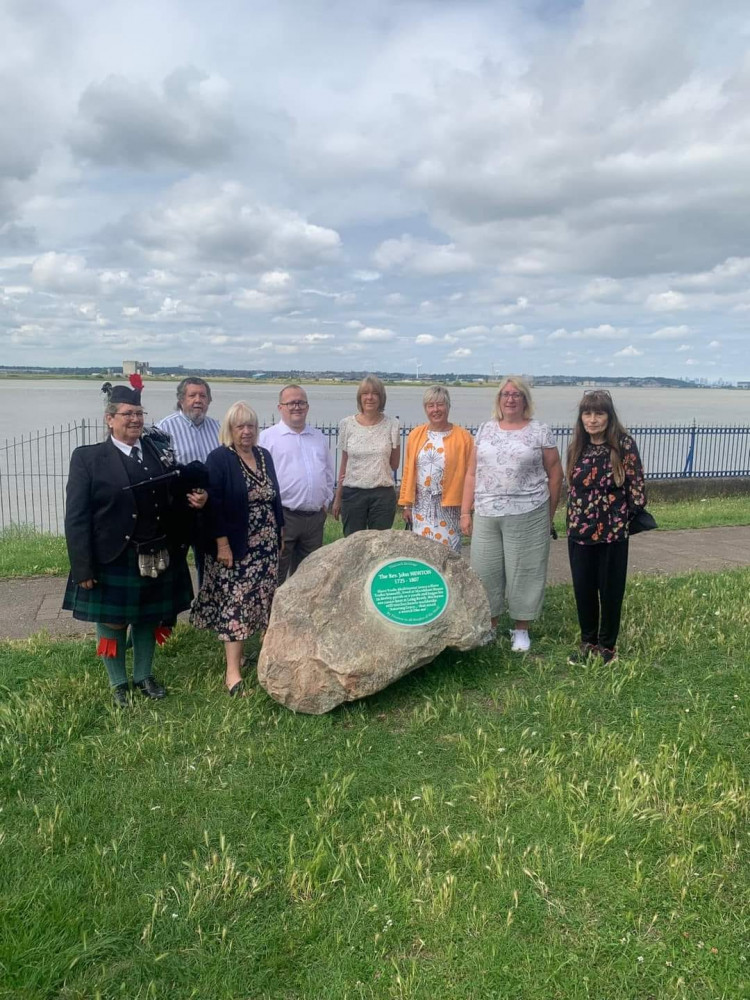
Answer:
[{"left": 2, "top": 0, "right": 750, "bottom": 378}]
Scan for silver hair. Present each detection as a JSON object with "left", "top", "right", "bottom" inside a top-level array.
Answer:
[{"left": 422, "top": 384, "right": 451, "bottom": 410}]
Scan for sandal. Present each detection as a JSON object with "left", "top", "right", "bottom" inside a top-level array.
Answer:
[{"left": 227, "top": 680, "right": 244, "bottom": 697}]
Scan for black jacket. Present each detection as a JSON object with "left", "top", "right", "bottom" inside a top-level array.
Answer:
[
  {"left": 64, "top": 436, "right": 202, "bottom": 583},
  {"left": 203, "top": 445, "right": 284, "bottom": 559}
]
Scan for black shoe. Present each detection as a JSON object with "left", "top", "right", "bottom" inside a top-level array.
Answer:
[
  {"left": 112, "top": 682, "right": 130, "bottom": 708},
  {"left": 134, "top": 676, "right": 167, "bottom": 700},
  {"left": 567, "top": 642, "right": 598, "bottom": 666},
  {"left": 599, "top": 647, "right": 618, "bottom": 665}
]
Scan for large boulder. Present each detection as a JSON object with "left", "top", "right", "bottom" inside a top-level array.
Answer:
[{"left": 257, "top": 529, "right": 491, "bottom": 714}]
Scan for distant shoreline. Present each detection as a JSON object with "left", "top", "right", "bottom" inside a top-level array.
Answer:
[{"left": 0, "top": 372, "right": 740, "bottom": 390}]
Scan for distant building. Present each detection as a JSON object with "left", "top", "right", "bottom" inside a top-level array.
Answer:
[
  {"left": 122, "top": 360, "right": 149, "bottom": 376},
  {"left": 737, "top": 381, "right": 750, "bottom": 389}
]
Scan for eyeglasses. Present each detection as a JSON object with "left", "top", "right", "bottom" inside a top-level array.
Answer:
[
  {"left": 583, "top": 389, "right": 612, "bottom": 398},
  {"left": 280, "top": 400, "right": 309, "bottom": 409},
  {"left": 499, "top": 392, "right": 523, "bottom": 400},
  {"left": 234, "top": 422, "right": 258, "bottom": 430},
  {"left": 114, "top": 410, "right": 147, "bottom": 419}
]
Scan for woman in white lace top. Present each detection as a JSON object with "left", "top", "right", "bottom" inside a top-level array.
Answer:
[
  {"left": 461, "top": 376, "right": 563, "bottom": 652},
  {"left": 332, "top": 375, "right": 400, "bottom": 536}
]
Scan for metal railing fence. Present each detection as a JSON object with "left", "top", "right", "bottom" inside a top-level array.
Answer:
[{"left": 1, "top": 420, "right": 748, "bottom": 534}]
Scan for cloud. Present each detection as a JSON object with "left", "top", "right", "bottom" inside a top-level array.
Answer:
[
  {"left": 646, "top": 291, "right": 689, "bottom": 312},
  {"left": 233, "top": 288, "right": 286, "bottom": 312},
  {"left": 108, "top": 179, "right": 342, "bottom": 268},
  {"left": 447, "top": 347, "right": 471, "bottom": 358},
  {"left": 357, "top": 326, "right": 396, "bottom": 341},
  {"left": 579, "top": 278, "right": 623, "bottom": 302},
  {"left": 373, "top": 235, "right": 474, "bottom": 275},
  {"left": 614, "top": 345, "right": 643, "bottom": 357},
  {"left": 454, "top": 325, "right": 488, "bottom": 337},
  {"left": 2, "top": 0, "right": 750, "bottom": 378},
  {"left": 258, "top": 270, "right": 293, "bottom": 291},
  {"left": 613, "top": 344, "right": 643, "bottom": 358},
  {"left": 677, "top": 256, "right": 750, "bottom": 290},
  {"left": 650, "top": 324, "right": 691, "bottom": 339},
  {"left": 69, "top": 67, "right": 236, "bottom": 168},
  {"left": 30, "top": 252, "right": 99, "bottom": 293},
  {"left": 297, "top": 333, "right": 334, "bottom": 343},
  {"left": 548, "top": 324, "right": 626, "bottom": 342}
]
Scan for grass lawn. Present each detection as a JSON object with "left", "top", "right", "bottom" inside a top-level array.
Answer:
[
  {"left": 2, "top": 493, "right": 749, "bottom": 579},
  {"left": 1, "top": 569, "right": 748, "bottom": 999}
]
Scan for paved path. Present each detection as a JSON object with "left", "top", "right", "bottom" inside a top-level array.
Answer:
[{"left": 1, "top": 525, "right": 749, "bottom": 642}]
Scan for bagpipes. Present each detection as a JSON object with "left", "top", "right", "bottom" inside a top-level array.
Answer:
[
  {"left": 121, "top": 460, "right": 208, "bottom": 493},
  {"left": 104, "top": 375, "right": 210, "bottom": 494}
]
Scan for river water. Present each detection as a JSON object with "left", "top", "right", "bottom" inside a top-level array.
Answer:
[{"left": 2, "top": 379, "right": 750, "bottom": 442}]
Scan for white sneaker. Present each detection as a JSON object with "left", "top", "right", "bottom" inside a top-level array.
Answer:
[{"left": 510, "top": 629, "right": 530, "bottom": 653}]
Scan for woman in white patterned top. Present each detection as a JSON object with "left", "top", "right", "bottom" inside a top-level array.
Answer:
[
  {"left": 332, "top": 375, "right": 400, "bottom": 536},
  {"left": 461, "top": 376, "right": 563, "bottom": 652}
]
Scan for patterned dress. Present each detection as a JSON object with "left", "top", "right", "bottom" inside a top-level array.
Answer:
[
  {"left": 190, "top": 451, "right": 279, "bottom": 641},
  {"left": 411, "top": 430, "right": 461, "bottom": 551}
]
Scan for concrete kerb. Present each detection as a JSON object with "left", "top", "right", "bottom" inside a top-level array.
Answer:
[{"left": 1, "top": 526, "right": 749, "bottom": 643}]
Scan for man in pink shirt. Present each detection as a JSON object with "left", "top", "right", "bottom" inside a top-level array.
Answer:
[{"left": 259, "top": 385, "right": 335, "bottom": 582}]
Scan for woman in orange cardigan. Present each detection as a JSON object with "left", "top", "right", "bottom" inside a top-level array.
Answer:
[{"left": 399, "top": 385, "right": 474, "bottom": 551}]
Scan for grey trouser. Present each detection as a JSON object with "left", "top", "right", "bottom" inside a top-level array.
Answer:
[
  {"left": 470, "top": 503, "right": 550, "bottom": 620},
  {"left": 341, "top": 485, "right": 397, "bottom": 537},
  {"left": 279, "top": 507, "right": 327, "bottom": 583}
]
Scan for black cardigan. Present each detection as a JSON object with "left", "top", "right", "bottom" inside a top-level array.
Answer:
[{"left": 203, "top": 445, "right": 284, "bottom": 559}]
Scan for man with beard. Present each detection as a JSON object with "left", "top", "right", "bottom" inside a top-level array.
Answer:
[
  {"left": 157, "top": 377, "right": 220, "bottom": 464},
  {"left": 158, "top": 377, "right": 220, "bottom": 583}
]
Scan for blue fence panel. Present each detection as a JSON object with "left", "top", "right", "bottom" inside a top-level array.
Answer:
[{"left": 0, "top": 420, "right": 748, "bottom": 533}]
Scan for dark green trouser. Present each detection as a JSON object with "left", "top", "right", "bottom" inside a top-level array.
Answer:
[{"left": 341, "top": 486, "right": 397, "bottom": 537}]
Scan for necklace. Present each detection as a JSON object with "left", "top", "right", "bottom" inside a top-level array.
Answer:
[{"left": 233, "top": 446, "right": 258, "bottom": 474}]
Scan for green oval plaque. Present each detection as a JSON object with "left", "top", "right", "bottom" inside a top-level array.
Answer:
[{"left": 369, "top": 559, "right": 449, "bottom": 627}]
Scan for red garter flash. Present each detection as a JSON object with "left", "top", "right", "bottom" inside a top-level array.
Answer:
[
  {"left": 96, "top": 637, "right": 118, "bottom": 658},
  {"left": 154, "top": 626, "right": 172, "bottom": 646}
]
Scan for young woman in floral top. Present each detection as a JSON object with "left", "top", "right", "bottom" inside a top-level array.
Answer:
[{"left": 565, "top": 390, "right": 646, "bottom": 664}]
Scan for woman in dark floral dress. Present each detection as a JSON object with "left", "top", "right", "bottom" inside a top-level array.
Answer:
[
  {"left": 191, "top": 402, "right": 284, "bottom": 695},
  {"left": 565, "top": 390, "right": 646, "bottom": 665}
]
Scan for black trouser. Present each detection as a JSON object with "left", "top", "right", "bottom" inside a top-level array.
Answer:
[
  {"left": 279, "top": 507, "right": 327, "bottom": 583},
  {"left": 568, "top": 537, "right": 629, "bottom": 651},
  {"left": 341, "top": 485, "right": 397, "bottom": 537}
]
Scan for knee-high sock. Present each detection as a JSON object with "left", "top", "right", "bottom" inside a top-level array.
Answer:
[
  {"left": 130, "top": 623, "right": 157, "bottom": 683},
  {"left": 96, "top": 624, "right": 128, "bottom": 687}
]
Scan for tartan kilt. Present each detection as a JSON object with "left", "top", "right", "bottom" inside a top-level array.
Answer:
[{"left": 63, "top": 545, "right": 194, "bottom": 624}]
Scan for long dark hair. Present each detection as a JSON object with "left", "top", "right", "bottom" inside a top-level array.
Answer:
[{"left": 566, "top": 390, "right": 629, "bottom": 486}]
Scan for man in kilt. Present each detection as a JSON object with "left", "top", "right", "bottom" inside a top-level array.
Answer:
[{"left": 63, "top": 377, "right": 208, "bottom": 707}]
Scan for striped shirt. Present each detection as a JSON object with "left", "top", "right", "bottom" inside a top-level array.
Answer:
[{"left": 156, "top": 410, "right": 220, "bottom": 464}]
